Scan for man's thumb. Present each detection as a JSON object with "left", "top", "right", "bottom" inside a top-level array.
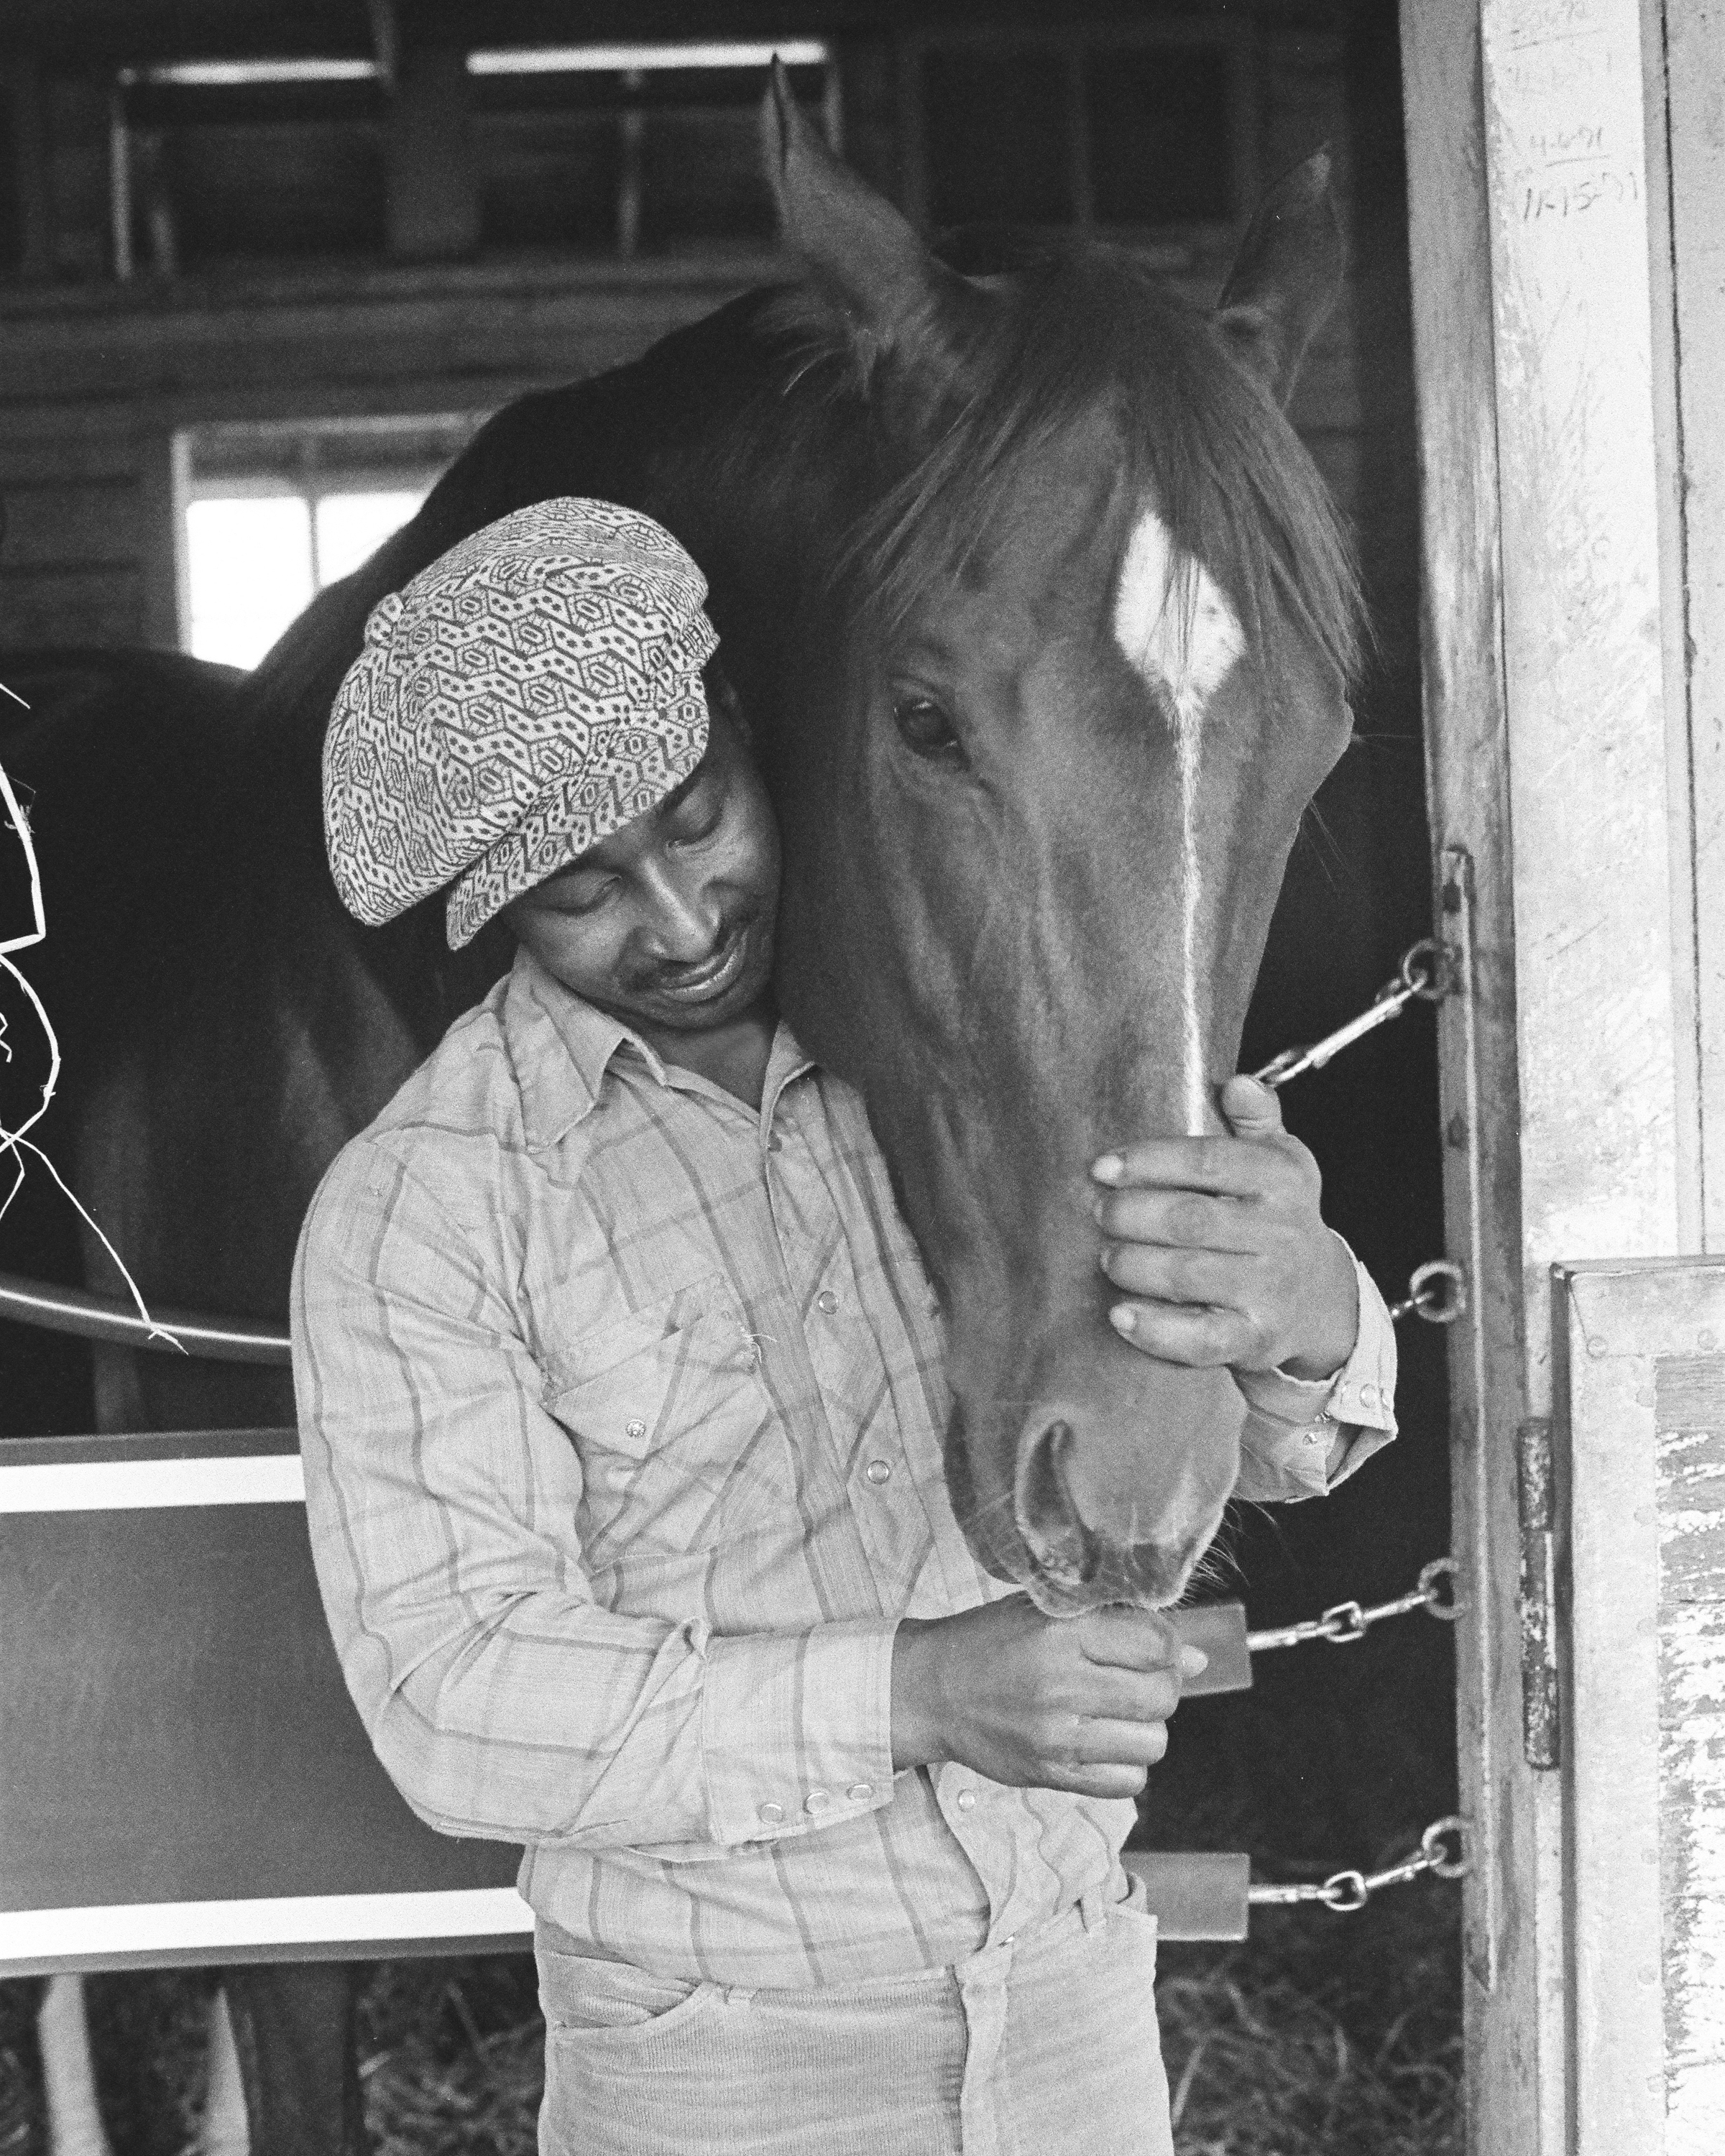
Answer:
[{"left": 1220, "top": 1073, "right": 1285, "bottom": 1137}]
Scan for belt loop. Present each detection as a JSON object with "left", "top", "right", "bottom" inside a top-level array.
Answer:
[{"left": 1080, "top": 1887, "right": 1108, "bottom": 1935}]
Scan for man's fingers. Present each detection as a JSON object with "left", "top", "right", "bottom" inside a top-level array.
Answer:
[
  {"left": 1093, "top": 1186, "right": 1262, "bottom": 1253},
  {"left": 1105, "top": 1296, "right": 1264, "bottom": 1366},
  {"left": 1063, "top": 1716, "right": 1172, "bottom": 1769},
  {"left": 1092, "top": 1137, "right": 1276, "bottom": 1197},
  {"left": 1219, "top": 1073, "right": 1286, "bottom": 1138},
  {"left": 1100, "top": 1241, "right": 1256, "bottom": 1307},
  {"left": 1077, "top": 1667, "right": 1185, "bottom": 1726},
  {"left": 1072, "top": 1606, "right": 1184, "bottom": 1671},
  {"left": 1043, "top": 1761, "right": 1152, "bottom": 1800}
]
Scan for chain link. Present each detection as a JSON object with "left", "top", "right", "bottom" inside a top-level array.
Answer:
[
  {"left": 1246, "top": 1557, "right": 1461, "bottom": 1654},
  {"left": 1254, "top": 937, "right": 1450, "bottom": 1089},
  {"left": 1248, "top": 1815, "right": 1470, "bottom": 1912},
  {"left": 1387, "top": 1258, "right": 1467, "bottom": 1326}
]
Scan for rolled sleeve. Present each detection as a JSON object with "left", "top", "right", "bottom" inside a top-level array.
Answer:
[{"left": 1231, "top": 1247, "right": 1398, "bottom": 1504}]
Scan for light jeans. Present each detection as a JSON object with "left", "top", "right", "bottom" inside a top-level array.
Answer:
[{"left": 535, "top": 1879, "right": 1174, "bottom": 2156}]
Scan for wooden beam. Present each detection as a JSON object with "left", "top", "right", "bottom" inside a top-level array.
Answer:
[{"left": 0, "top": 258, "right": 779, "bottom": 419}]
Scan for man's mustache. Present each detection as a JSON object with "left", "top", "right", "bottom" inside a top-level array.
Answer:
[{"left": 630, "top": 901, "right": 768, "bottom": 996}]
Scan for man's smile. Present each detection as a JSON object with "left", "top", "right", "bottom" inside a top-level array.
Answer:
[{"left": 653, "top": 929, "right": 751, "bottom": 1003}]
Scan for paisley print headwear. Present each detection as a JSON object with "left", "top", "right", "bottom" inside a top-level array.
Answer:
[{"left": 323, "top": 497, "right": 717, "bottom": 951}]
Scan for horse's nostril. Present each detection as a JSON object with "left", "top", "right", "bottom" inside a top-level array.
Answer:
[{"left": 1013, "top": 1419, "right": 1100, "bottom": 1588}]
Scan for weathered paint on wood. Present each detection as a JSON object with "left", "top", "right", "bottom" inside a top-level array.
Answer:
[
  {"left": 1653, "top": 1355, "right": 1725, "bottom": 2153},
  {"left": 1399, "top": 6, "right": 1540, "bottom": 2147},
  {"left": 1556, "top": 1262, "right": 1725, "bottom": 2156}
]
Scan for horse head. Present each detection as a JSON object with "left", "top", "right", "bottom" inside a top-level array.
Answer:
[{"left": 738, "top": 79, "right": 1363, "bottom": 1614}]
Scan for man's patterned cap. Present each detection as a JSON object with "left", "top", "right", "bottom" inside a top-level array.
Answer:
[{"left": 323, "top": 497, "right": 718, "bottom": 951}]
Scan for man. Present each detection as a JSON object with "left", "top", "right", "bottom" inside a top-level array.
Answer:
[{"left": 293, "top": 498, "right": 1396, "bottom": 2155}]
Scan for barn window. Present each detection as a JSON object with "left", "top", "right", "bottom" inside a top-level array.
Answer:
[
  {"left": 903, "top": 22, "right": 1254, "bottom": 252},
  {"left": 175, "top": 416, "right": 481, "bottom": 670},
  {"left": 107, "top": 43, "right": 837, "bottom": 277},
  {"left": 465, "top": 42, "right": 837, "bottom": 259},
  {"left": 111, "top": 60, "right": 390, "bottom": 276}
]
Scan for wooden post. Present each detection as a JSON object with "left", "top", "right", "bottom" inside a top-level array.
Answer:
[
  {"left": 1404, "top": 1, "right": 1719, "bottom": 2148},
  {"left": 385, "top": 45, "right": 479, "bottom": 264},
  {"left": 4, "top": 58, "right": 54, "bottom": 282}
]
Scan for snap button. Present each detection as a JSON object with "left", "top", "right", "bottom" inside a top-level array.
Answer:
[
  {"left": 1360, "top": 1381, "right": 1378, "bottom": 1406},
  {"left": 955, "top": 1788, "right": 977, "bottom": 1812},
  {"left": 804, "top": 1789, "right": 831, "bottom": 1815},
  {"left": 865, "top": 1458, "right": 892, "bottom": 1486},
  {"left": 625, "top": 1417, "right": 648, "bottom": 1442},
  {"left": 758, "top": 1801, "right": 785, "bottom": 1825},
  {"left": 846, "top": 1782, "right": 873, "bottom": 1801},
  {"left": 816, "top": 1289, "right": 839, "bottom": 1314}
]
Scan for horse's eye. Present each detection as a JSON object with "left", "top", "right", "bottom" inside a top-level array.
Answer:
[{"left": 893, "top": 698, "right": 967, "bottom": 768}]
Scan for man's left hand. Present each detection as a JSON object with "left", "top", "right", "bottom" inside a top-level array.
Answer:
[{"left": 1090, "top": 1074, "right": 1358, "bottom": 1380}]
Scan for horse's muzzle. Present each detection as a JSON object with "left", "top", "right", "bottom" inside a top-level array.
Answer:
[{"left": 943, "top": 1404, "right": 1228, "bottom": 1614}]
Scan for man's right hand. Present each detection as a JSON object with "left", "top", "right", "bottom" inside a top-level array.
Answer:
[{"left": 889, "top": 1595, "right": 1206, "bottom": 1800}]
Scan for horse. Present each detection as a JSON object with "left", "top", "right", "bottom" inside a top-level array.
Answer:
[{"left": 1, "top": 70, "right": 1362, "bottom": 2156}]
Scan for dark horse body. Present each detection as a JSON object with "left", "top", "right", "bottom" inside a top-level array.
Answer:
[{"left": 2, "top": 88, "right": 1360, "bottom": 2155}]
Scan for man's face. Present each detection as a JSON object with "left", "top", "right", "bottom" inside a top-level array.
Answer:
[{"left": 504, "top": 676, "right": 781, "bottom": 1034}]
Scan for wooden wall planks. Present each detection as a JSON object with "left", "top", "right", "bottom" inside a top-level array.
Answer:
[
  {"left": 0, "top": 259, "right": 773, "bottom": 653},
  {"left": 0, "top": 27, "right": 1379, "bottom": 660},
  {"left": 1557, "top": 1264, "right": 1725, "bottom": 2156}
]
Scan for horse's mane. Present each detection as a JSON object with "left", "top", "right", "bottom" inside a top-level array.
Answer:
[{"left": 759, "top": 233, "right": 1365, "bottom": 690}]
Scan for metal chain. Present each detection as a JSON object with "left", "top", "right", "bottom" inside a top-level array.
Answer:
[
  {"left": 1246, "top": 1557, "right": 1461, "bottom": 1653},
  {"left": 1254, "top": 937, "right": 1450, "bottom": 1089},
  {"left": 1248, "top": 1815, "right": 1470, "bottom": 1912},
  {"left": 1387, "top": 1257, "right": 1467, "bottom": 1325}
]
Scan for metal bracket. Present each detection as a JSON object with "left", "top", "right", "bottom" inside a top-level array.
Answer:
[{"left": 1517, "top": 1418, "right": 1560, "bottom": 1769}]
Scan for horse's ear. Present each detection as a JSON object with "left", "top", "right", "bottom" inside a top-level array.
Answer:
[
  {"left": 1215, "top": 150, "right": 1344, "bottom": 409},
  {"left": 760, "top": 57, "right": 972, "bottom": 387}
]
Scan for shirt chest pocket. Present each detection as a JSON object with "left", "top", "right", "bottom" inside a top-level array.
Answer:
[{"left": 543, "top": 1279, "right": 794, "bottom": 1556}]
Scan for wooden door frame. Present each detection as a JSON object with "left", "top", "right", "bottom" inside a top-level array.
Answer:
[{"left": 1402, "top": 2, "right": 1724, "bottom": 2148}]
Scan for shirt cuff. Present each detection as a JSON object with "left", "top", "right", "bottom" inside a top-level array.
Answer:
[
  {"left": 700, "top": 1619, "right": 899, "bottom": 1846},
  {"left": 1233, "top": 1248, "right": 1398, "bottom": 1504}
]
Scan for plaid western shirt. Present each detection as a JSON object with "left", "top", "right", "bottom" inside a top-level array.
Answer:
[{"left": 290, "top": 946, "right": 1397, "bottom": 1988}]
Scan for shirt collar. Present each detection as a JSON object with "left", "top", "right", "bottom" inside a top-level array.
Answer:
[{"left": 502, "top": 944, "right": 814, "bottom": 1148}]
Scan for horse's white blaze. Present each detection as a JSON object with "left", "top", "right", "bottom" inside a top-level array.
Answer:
[{"left": 1112, "top": 510, "right": 1244, "bottom": 1133}]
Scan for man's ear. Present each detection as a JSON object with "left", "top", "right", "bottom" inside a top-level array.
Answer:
[
  {"left": 704, "top": 658, "right": 753, "bottom": 751},
  {"left": 1215, "top": 150, "right": 1345, "bottom": 409},
  {"left": 760, "top": 57, "right": 986, "bottom": 395}
]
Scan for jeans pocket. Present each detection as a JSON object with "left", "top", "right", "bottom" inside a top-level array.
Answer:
[
  {"left": 1108, "top": 1873, "right": 1162, "bottom": 1966},
  {"left": 536, "top": 1946, "right": 723, "bottom": 2048}
]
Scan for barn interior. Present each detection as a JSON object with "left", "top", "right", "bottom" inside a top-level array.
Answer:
[{"left": 0, "top": 4, "right": 1453, "bottom": 2151}]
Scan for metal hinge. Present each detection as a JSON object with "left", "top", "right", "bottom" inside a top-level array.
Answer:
[{"left": 1517, "top": 1417, "right": 1560, "bottom": 1768}]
